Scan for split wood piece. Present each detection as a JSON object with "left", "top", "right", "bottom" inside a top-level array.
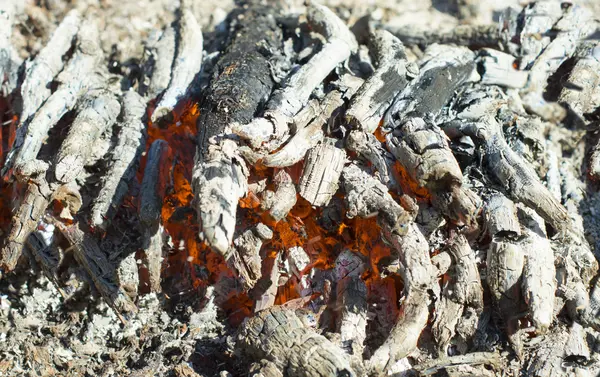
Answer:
[
  {"left": 369, "top": 223, "right": 437, "bottom": 372},
  {"left": 451, "top": 93, "right": 571, "bottom": 231},
  {"left": 517, "top": 1, "right": 563, "bottom": 69},
  {"left": 139, "top": 139, "right": 170, "bottom": 293},
  {"left": 484, "top": 194, "right": 525, "bottom": 357},
  {"left": 384, "top": 44, "right": 477, "bottom": 131},
  {"left": 565, "top": 322, "right": 590, "bottom": 362},
  {"left": 232, "top": 1, "right": 358, "bottom": 150},
  {"left": 518, "top": 207, "right": 555, "bottom": 334},
  {"left": 1, "top": 179, "right": 51, "bottom": 271},
  {"left": 387, "top": 24, "right": 502, "bottom": 49},
  {"left": 386, "top": 117, "right": 480, "bottom": 227},
  {"left": 558, "top": 42, "right": 600, "bottom": 120},
  {"left": 227, "top": 223, "right": 273, "bottom": 291},
  {"left": 151, "top": 8, "right": 203, "bottom": 123},
  {"left": 53, "top": 222, "right": 137, "bottom": 322},
  {"left": 91, "top": 91, "right": 147, "bottom": 230},
  {"left": 8, "top": 22, "right": 104, "bottom": 180},
  {"left": 140, "top": 26, "right": 176, "bottom": 99},
  {"left": 54, "top": 90, "right": 121, "bottom": 183},
  {"left": 346, "top": 30, "right": 408, "bottom": 133},
  {"left": 478, "top": 49, "right": 528, "bottom": 89},
  {"left": 194, "top": 140, "right": 248, "bottom": 256},
  {"left": 254, "top": 255, "right": 280, "bottom": 312},
  {"left": 260, "top": 170, "right": 296, "bottom": 222},
  {"left": 413, "top": 352, "right": 501, "bottom": 376},
  {"left": 24, "top": 223, "right": 66, "bottom": 298},
  {"left": 520, "top": 4, "right": 596, "bottom": 121},
  {"left": 333, "top": 250, "right": 367, "bottom": 356},
  {"left": 298, "top": 138, "right": 346, "bottom": 207},
  {"left": 237, "top": 306, "right": 356, "bottom": 377},
  {"left": 193, "top": 2, "right": 282, "bottom": 256},
  {"left": 433, "top": 234, "right": 483, "bottom": 355},
  {"left": 345, "top": 130, "right": 398, "bottom": 190},
  {"left": 20, "top": 10, "right": 81, "bottom": 123},
  {"left": 342, "top": 162, "right": 410, "bottom": 235}
]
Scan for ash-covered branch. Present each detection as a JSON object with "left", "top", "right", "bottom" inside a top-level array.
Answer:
[
  {"left": 54, "top": 90, "right": 121, "bottom": 183},
  {"left": 0, "top": 0, "right": 20, "bottom": 94},
  {"left": 139, "top": 26, "right": 176, "bottom": 99},
  {"left": 346, "top": 30, "right": 408, "bottom": 133},
  {"left": 20, "top": 10, "right": 81, "bottom": 123},
  {"left": 345, "top": 130, "right": 398, "bottom": 190},
  {"left": 9, "top": 21, "right": 104, "bottom": 180},
  {"left": 91, "top": 91, "right": 147, "bottom": 230},
  {"left": 298, "top": 138, "right": 346, "bottom": 207},
  {"left": 232, "top": 1, "right": 358, "bottom": 150},
  {"left": 237, "top": 306, "right": 356, "bottom": 377},
  {"left": 227, "top": 223, "right": 273, "bottom": 291},
  {"left": 387, "top": 24, "right": 502, "bottom": 49},
  {"left": 151, "top": 7, "right": 203, "bottom": 123}
]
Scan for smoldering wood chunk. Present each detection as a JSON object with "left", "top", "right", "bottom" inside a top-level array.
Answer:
[
  {"left": 194, "top": 140, "right": 248, "bottom": 256},
  {"left": 386, "top": 117, "right": 480, "bottom": 227},
  {"left": 346, "top": 30, "right": 408, "bottom": 133},
  {"left": 196, "top": 3, "right": 282, "bottom": 160},
  {"left": 384, "top": 44, "right": 476, "bottom": 129},
  {"left": 228, "top": 223, "right": 272, "bottom": 291},
  {"left": 334, "top": 250, "right": 367, "bottom": 356},
  {"left": 484, "top": 194, "right": 520, "bottom": 237},
  {"left": 518, "top": 207, "right": 555, "bottom": 334},
  {"left": 139, "top": 26, "right": 176, "bottom": 99},
  {"left": 20, "top": 10, "right": 81, "bottom": 123},
  {"left": 453, "top": 93, "right": 571, "bottom": 231},
  {"left": 54, "top": 222, "right": 137, "bottom": 321},
  {"left": 478, "top": 49, "right": 528, "bottom": 89},
  {"left": 254, "top": 255, "right": 280, "bottom": 312},
  {"left": 118, "top": 253, "right": 139, "bottom": 300},
  {"left": 24, "top": 223, "right": 65, "bottom": 297},
  {"left": 517, "top": 1, "right": 564, "bottom": 68},
  {"left": 151, "top": 7, "right": 203, "bottom": 123},
  {"left": 142, "top": 226, "right": 164, "bottom": 293},
  {"left": 369, "top": 224, "right": 436, "bottom": 371},
  {"left": 431, "top": 251, "right": 452, "bottom": 276},
  {"left": 9, "top": 21, "right": 104, "bottom": 180},
  {"left": 91, "top": 90, "right": 147, "bottom": 230},
  {"left": 51, "top": 182, "right": 83, "bottom": 220},
  {"left": 299, "top": 138, "right": 346, "bottom": 207},
  {"left": 524, "top": 327, "right": 570, "bottom": 377},
  {"left": 387, "top": 24, "right": 502, "bottom": 49},
  {"left": 54, "top": 90, "right": 121, "bottom": 183},
  {"left": 1, "top": 180, "right": 51, "bottom": 271},
  {"left": 342, "top": 162, "right": 409, "bottom": 235},
  {"left": 260, "top": 170, "right": 296, "bottom": 222},
  {"left": 559, "top": 42, "right": 600, "bottom": 119},
  {"left": 139, "top": 139, "right": 170, "bottom": 227},
  {"left": 232, "top": 2, "right": 358, "bottom": 150},
  {"left": 249, "top": 360, "right": 284, "bottom": 377},
  {"left": 237, "top": 306, "right": 356, "bottom": 377},
  {"left": 345, "top": 130, "right": 397, "bottom": 190}
]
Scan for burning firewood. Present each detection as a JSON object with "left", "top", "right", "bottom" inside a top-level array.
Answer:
[
  {"left": 227, "top": 223, "right": 273, "bottom": 291},
  {"left": 231, "top": 1, "right": 358, "bottom": 151},
  {"left": 151, "top": 5, "right": 203, "bottom": 124},
  {"left": 237, "top": 306, "right": 357, "bottom": 377},
  {"left": 260, "top": 170, "right": 296, "bottom": 222}
]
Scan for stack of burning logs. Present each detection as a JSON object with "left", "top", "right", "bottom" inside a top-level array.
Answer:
[{"left": 1, "top": 0, "right": 600, "bottom": 375}]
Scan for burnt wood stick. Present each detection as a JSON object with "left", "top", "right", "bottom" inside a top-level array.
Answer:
[
  {"left": 232, "top": 1, "right": 358, "bottom": 150},
  {"left": 449, "top": 93, "right": 571, "bottom": 231},
  {"left": 334, "top": 250, "right": 367, "bottom": 356},
  {"left": 342, "top": 162, "right": 410, "bottom": 235},
  {"left": 386, "top": 24, "right": 502, "bottom": 49},
  {"left": 91, "top": 91, "right": 147, "bottom": 230},
  {"left": 260, "top": 170, "right": 296, "bottom": 222},
  {"left": 520, "top": 4, "right": 596, "bottom": 121},
  {"left": 484, "top": 193, "right": 525, "bottom": 357},
  {"left": 54, "top": 90, "right": 121, "bottom": 183},
  {"left": 369, "top": 224, "right": 437, "bottom": 372},
  {"left": 517, "top": 1, "right": 563, "bottom": 69},
  {"left": 1, "top": 180, "right": 51, "bottom": 271},
  {"left": 193, "top": 1, "right": 282, "bottom": 256},
  {"left": 298, "top": 138, "right": 346, "bottom": 207},
  {"left": 346, "top": 30, "right": 409, "bottom": 133},
  {"left": 139, "top": 139, "right": 170, "bottom": 292},
  {"left": 524, "top": 327, "right": 570, "bottom": 376},
  {"left": 237, "top": 306, "right": 356, "bottom": 377},
  {"left": 478, "top": 49, "right": 528, "bottom": 89},
  {"left": 151, "top": 7, "right": 203, "bottom": 123},
  {"left": 227, "top": 223, "right": 273, "bottom": 291},
  {"left": 414, "top": 352, "right": 501, "bottom": 376},
  {"left": 139, "top": 26, "right": 176, "bottom": 99},
  {"left": 53, "top": 221, "right": 137, "bottom": 322},
  {"left": 518, "top": 207, "right": 555, "bottom": 334},
  {"left": 0, "top": 0, "right": 20, "bottom": 95},
  {"left": 254, "top": 255, "right": 280, "bottom": 312},
  {"left": 383, "top": 44, "right": 477, "bottom": 131},
  {"left": 20, "top": 10, "right": 81, "bottom": 123},
  {"left": 7, "top": 22, "right": 104, "bottom": 180},
  {"left": 345, "top": 130, "right": 398, "bottom": 190},
  {"left": 558, "top": 42, "right": 600, "bottom": 120}
]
